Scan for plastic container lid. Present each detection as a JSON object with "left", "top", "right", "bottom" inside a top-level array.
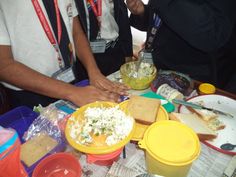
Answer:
[
  {"left": 139, "top": 120, "right": 200, "bottom": 166},
  {"left": 199, "top": 83, "right": 216, "bottom": 94},
  {"left": 0, "top": 127, "right": 18, "bottom": 153}
]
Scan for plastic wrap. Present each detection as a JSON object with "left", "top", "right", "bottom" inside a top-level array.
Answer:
[
  {"left": 23, "top": 104, "right": 68, "bottom": 143},
  {"left": 20, "top": 104, "right": 69, "bottom": 175},
  {"left": 151, "top": 70, "right": 194, "bottom": 96}
]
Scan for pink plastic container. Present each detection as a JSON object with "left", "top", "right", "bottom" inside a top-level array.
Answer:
[
  {"left": 0, "top": 127, "right": 27, "bottom": 177},
  {"left": 32, "top": 153, "right": 82, "bottom": 177},
  {"left": 87, "top": 148, "right": 123, "bottom": 166}
]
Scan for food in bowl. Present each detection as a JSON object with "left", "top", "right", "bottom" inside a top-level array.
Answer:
[
  {"left": 68, "top": 105, "right": 134, "bottom": 147},
  {"left": 120, "top": 61, "right": 157, "bottom": 90}
]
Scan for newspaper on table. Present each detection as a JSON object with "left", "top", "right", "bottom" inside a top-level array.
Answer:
[
  {"left": 105, "top": 143, "right": 233, "bottom": 177},
  {"left": 188, "top": 143, "right": 232, "bottom": 177},
  {"left": 77, "top": 142, "right": 232, "bottom": 177},
  {"left": 222, "top": 155, "right": 236, "bottom": 177}
]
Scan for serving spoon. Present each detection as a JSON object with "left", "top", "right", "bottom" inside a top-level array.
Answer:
[{"left": 220, "top": 143, "right": 236, "bottom": 151}]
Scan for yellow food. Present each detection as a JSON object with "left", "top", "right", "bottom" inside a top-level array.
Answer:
[
  {"left": 20, "top": 133, "right": 58, "bottom": 167},
  {"left": 127, "top": 95, "right": 161, "bottom": 125}
]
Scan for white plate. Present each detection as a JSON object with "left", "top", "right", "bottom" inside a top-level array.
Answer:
[{"left": 179, "top": 94, "right": 236, "bottom": 155}]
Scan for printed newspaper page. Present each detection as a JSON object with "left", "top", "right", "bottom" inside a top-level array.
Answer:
[
  {"left": 188, "top": 143, "right": 232, "bottom": 177},
  {"left": 77, "top": 142, "right": 232, "bottom": 177}
]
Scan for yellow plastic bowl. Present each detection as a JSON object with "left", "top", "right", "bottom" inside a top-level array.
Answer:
[
  {"left": 120, "top": 61, "right": 157, "bottom": 90},
  {"left": 65, "top": 101, "right": 135, "bottom": 155}
]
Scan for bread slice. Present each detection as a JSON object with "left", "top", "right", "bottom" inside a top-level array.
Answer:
[
  {"left": 169, "top": 112, "right": 217, "bottom": 141},
  {"left": 187, "top": 106, "right": 217, "bottom": 121},
  {"left": 207, "top": 118, "right": 225, "bottom": 131},
  {"left": 186, "top": 106, "right": 225, "bottom": 131},
  {"left": 127, "top": 95, "right": 161, "bottom": 125},
  {"left": 20, "top": 133, "right": 58, "bottom": 167}
]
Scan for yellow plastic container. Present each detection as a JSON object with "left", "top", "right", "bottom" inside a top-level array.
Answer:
[
  {"left": 198, "top": 83, "right": 216, "bottom": 94},
  {"left": 65, "top": 101, "right": 135, "bottom": 155},
  {"left": 138, "top": 120, "right": 200, "bottom": 177}
]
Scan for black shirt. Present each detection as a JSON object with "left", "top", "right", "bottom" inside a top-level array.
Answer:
[{"left": 130, "top": 0, "right": 236, "bottom": 88}]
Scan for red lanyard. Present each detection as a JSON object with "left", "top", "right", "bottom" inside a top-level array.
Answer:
[
  {"left": 32, "top": 0, "right": 64, "bottom": 68},
  {"left": 88, "top": 0, "right": 102, "bottom": 25},
  {"left": 54, "top": 0, "right": 62, "bottom": 44}
]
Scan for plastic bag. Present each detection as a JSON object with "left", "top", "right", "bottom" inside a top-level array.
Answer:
[
  {"left": 152, "top": 70, "right": 194, "bottom": 96},
  {"left": 0, "top": 126, "right": 27, "bottom": 177},
  {"left": 23, "top": 104, "right": 68, "bottom": 143}
]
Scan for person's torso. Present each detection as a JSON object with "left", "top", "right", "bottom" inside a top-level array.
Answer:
[
  {"left": 77, "top": 0, "right": 118, "bottom": 41},
  {"left": 146, "top": 0, "right": 230, "bottom": 83},
  {"left": 0, "top": 0, "right": 76, "bottom": 89}
]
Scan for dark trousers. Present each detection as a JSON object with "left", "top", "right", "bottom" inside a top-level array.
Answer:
[{"left": 4, "top": 87, "right": 57, "bottom": 110}]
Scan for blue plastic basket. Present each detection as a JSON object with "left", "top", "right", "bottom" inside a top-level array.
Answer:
[
  {"left": 0, "top": 106, "right": 65, "bottom": 176},
  {"left": 0, "top": 106, "right": 38, "bottom": 143}
]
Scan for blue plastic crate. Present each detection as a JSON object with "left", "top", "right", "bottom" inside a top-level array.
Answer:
[
  {"left": 0, "top": 106, "right": 38, "bottom": 142},
  {"left": 0, "top": 106, "right": 66, "bottom": 176}
]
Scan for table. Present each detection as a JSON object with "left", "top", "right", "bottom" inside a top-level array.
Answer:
[
  {"left": 194, "top": 80, "right": 236, "bottom": 100},
  {"left": 1, "top": 72, "right": 235, "bottom": 177},
  {"left": 78, "top": 72, "right": 235, "bottom": 177}
]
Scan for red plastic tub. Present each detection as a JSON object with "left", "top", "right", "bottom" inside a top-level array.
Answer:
[
  {"left": 86, "top": 148, "right": 123, "bottom": 166},
  {"left": 32, "top": 153, "right": 82, "bottom": 177}
]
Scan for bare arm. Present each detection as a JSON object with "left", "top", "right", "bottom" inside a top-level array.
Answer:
[
  {"left": 72, "top": 17, "right": 129, "bottom": 94},
  {"left": 0, "top": 45, "right": 76, "bottom": 99},
  {"left": 0, "top": 45, "right": 120, "bottom": 106},
  {"left": 73, "top": 17, "right": 101, "bottom": 79}
]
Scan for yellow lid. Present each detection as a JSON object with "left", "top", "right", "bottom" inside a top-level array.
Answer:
[
  {"left": 139, "top": 120, "right": 200, "bottom": 166},
  {"left": 199, "top": 83, "right": 216, "bottom": 94}
]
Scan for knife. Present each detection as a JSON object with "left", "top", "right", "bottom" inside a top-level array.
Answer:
[{"left": 172, "top": 99, "right": 234, "bottom": 118}]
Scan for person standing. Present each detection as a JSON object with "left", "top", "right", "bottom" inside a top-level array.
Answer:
[
  {"left": 0, "top": 0, "right": 128, "bottom": 109},
  {"left": 127, "top": 0, "right": 236, "bottom": 90},
  {"left": 74, "top": 0, "right": 133, "bottom": 81}
]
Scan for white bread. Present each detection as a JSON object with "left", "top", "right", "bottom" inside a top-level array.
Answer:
[
  {"left": 127, "top": 95, "right": 161, "bottom": 125},
  {"left": 187, "top": 106, "right": 217, "bottom": 121},
  {"left": 169, "top": 112, "right": 217, "bottom": 141},
  {"left": 20, "top": 133, "right": 58, "bottom": 167},
  {"left": 186, "top": 107, "right": 225, "bottom": 131},
  {"left": 207, "top": 118, "right": 225, "bottom": 131},
  {"left": 187, "top": 101, "right": 217, "bottom": 121}
]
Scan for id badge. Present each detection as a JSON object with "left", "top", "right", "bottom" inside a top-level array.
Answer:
[
  {"left": 143, "top": 50, "right": 153, "bottom": 64},
  {"left": 52, "top": 67, "right": 75, "bottom": 83},
  {"left": 90, "top": 39, "right": 106, "bottom": 53},
  {"left": 143, "top": 51, "right": 153, "bottom": 60}
]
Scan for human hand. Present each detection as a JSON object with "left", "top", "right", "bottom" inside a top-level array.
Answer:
[
  {"left": 89, "top": 72, "right": 130, "bottom": 95},
  {"left": 126, "top": 0, "right": 145, "bottom": 15},
  {"left": 68, "top": 85, "right": 121, "bottom": 107}
]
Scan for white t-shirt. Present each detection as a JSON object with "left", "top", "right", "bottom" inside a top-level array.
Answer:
[
  {"left": 0, "top": 0, "right": 78, "bottom": 90},
  {"left": 83, "top": 0, "right": 119, "bottom": 42},
  {"left": 100, "top": 0, "right": 119, "bottom": 42}
]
